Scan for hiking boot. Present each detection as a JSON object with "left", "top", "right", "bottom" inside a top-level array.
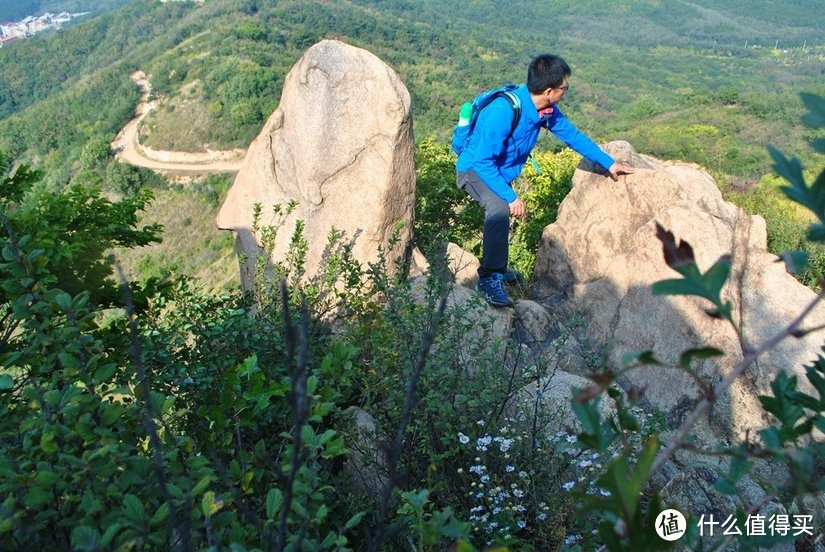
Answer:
[
  {"left": 503, "top": 268, "right": 524, "bottom": 286},
  {"left": 476, "top": 272, "right": 513, "bottom": 307}
]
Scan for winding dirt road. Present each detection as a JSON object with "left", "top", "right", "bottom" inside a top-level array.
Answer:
[{"left": 110, "top": 72, "right": 245, "bottom": 173}]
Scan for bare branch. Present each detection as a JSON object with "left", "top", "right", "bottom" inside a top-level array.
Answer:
[{"left": 651, "top": 289, "right": 825, "bottom": 476}]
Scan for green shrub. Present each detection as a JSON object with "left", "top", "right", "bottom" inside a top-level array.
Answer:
[
  {"left": 414, "top": 137, "right": 579, "bottom": 280},
  {"left": 726, "top": 173, "right": 825, "bottom": 287}
]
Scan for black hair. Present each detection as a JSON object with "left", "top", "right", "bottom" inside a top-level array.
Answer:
[{"left": 527, "top": 54, "right": 571, "bottom": 93}]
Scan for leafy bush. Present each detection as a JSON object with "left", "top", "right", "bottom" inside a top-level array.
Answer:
[
  {"left": 414, "top": 137, "right": 580, "bottom": 279},
  {"left": 726, "top": 173, "right": 825, "bottom": 287}
]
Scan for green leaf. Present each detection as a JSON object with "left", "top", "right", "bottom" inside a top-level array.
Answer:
[
  {"left": 71, "top": 525, "right": 102, "bottom": 551},
  {"left": 191, "top": 473, "right": 214, "bottom": 496},
  {"left": 201, "top": 491, "right": 222, "bottom": 517},
  {"left": 0, "top": 374, "right": 13, "bottom": 390},
  {"left": 401, "top": 488, "right": 429, "bottom": 510},
  {"left": 652, "top": 278, "right": 707, "bottom": 297},
  {"left": 55, "top": 292, "right": 72, "bottom": 311},
  {"left": 100, "top": 523, "right": 122, "bottom": 547},
  {"left": 778, "top": 250, "right": 810, "bottom": 274},
  {"left": 314, "top": 503, "right": 329, "bottom": 522},
  {"left": 40, "top": 432, "right": 58, "bottom": 454},
  {"left": 571, "top": 396, "right": 602, "bottom": 436},
  {"left": 801, "top": 92, "right": 825, "bottom": 128},
  {"left": 702, "top": 256, "right": 731, "bottom": 297},
  {"left": 770, "top": 146, "right": 806, "bottom": 188},
  {"left": 58, "top": 352, "right": 81, "bottom": 371},
  {"left": 808, "top": 224, "right": 825, "bottom": 243},
  {"left": 93, "top": 363, "right": 118, "bottom": 384},
  {"left": 23, "top": 486, "right": 52, "bottom": 509},
  {"left": 442, "top": 518, "right": 469, "bottom": 538},
  {"left": 150, "top": 503, "right": 169, "bottom": 526},
  {"left": 99, "top": 405, "right": 123, "bottom": 427},
  {"left": 34, "top": 470, "right": 60, "bottom": 486},
  {"left": 123, "top": 494, "right": 146, "bottom": 523},
  {"left": 321, "top": 531, "right": 338, "bottom": 547},
  {"left": 344, "top": 511, "right": 365, "bottom": 530},
  {"left": 621, "top": 350, "right": 660, "bottom": 366},
  {"left": 266, "top": 488, "right": 283, "bottom": 519},
  {"left": 596, "top": 436, "right": 658, "bottom": 520}
]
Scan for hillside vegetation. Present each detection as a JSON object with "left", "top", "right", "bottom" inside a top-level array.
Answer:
[
  {"left": 2, "top": 0, "right": 823, "bottom": 177},
  {"left": 3, "top": 2, "right": 825, "bottom": 549},
  {"left": 0, "top": 0, "right": 823, "bottom": 282}
]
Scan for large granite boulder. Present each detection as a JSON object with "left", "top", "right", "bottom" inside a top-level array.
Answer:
[
  {"left": 217, "top": 40, "right": 416, "bottom": 289},
  {"left": 531, "top": 141, "right": 825, "bottom": 443}
]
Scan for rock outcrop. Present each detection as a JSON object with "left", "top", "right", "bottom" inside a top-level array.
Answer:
[
  {"left": 531, "top": 140, "right": 825, "bottom": 443},
  {"left": 217, "top": 40, "right": 416, "bottom": 289}
]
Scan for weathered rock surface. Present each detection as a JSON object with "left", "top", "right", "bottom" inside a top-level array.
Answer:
[
  {"left": 446, "top": 242, "right": 480, "bottom": 288},
  {"left": 531, "top": 140, "right": 825, "bottom": 443},
  {"left": 217, "top": 39, "right": 416, "bottom": 289}
]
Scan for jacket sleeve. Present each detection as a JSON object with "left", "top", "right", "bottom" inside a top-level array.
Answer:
[
  {"left": 467, "top": 97, "right": 519, "bottom": 203},
  {"left": 545, "top": 107, "right": 614, "bottom": 171}
]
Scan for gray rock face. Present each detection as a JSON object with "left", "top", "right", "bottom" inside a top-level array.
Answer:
[
  {"left": 217, "top": 40, "right": 416, "bottom": 288},
  {"left": 531, "top": 141, "right": 825, "bottom": 442}
]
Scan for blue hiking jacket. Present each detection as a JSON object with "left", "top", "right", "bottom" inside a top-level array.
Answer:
[{"left": 455, "top": 84, "right": 615, "bottom": 203}]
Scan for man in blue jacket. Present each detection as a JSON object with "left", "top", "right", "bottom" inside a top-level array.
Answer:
[{"left": 456, "top": 54, "right": 634, "bottom": 307}]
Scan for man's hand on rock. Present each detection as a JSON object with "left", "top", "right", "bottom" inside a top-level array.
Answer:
[{"left": 608, "top": 162, "right": 635, "bottom": 181}]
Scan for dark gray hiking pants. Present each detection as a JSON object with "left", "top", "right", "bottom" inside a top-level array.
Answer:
[{"left": 457, "top": 170, "right": 510, "bottom": 278}]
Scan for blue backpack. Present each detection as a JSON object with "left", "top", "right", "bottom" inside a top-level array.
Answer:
[{"left": 451, "top": 84, "right": 521, "bottom": 156}]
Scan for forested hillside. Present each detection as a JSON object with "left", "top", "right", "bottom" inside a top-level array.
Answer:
[
  {"left": 1, "top": 0, "right": 823, "bottom": 185},
  {"left": 0, "top": 0, "right": 130, "bottom": 23},
  {"left": 0, "top": 0, "right": 823, "bottom": 282}
]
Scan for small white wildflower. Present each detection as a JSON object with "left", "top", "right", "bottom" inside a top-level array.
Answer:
[
  {"left": 477, "top": 419, "right": 486, "bottom": 427},
  {"left": 505, "top": 465, "right": 515, "bottom": 472},
  {"left": 480, "top": 474, "right": 490, "bottom": 484},
  {"left": 517, "top": 520, "right": 527, "bottom": 529},
  {"left": 564, "top": 534, "right": 582, "bottom": 545},
  {"left": 492, "top": 507, "right": 501, "bottom": 515},
  {"left": 578, "top": 459, "right": 592, "bottom": 468},
  {"left": 458, "top": 432, "right": 470, "bottom": 444},
  {"left": 515, "top": 504, "right": 526, "bottom": 512},
  {"left": 566, "top": 434, "right": 578, "bottom": 444},
  {"left": 513, "top": 489, "right": 524, "bottom": 498},
  {"left": 519, "top": 471, "right": 528, "bottom": 478},
  {"left": 562, "top": 481, "right": 575, "bottom": 491},
  {"left": 599, "top": 488, "right": 611, "bottom": 497},
  {"left": 537, "top": 512, "right": 547, "bottom": 521}
]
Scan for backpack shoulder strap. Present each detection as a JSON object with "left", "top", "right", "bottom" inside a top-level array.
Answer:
[
  {"left": 496, "top": 89, "right": 521, "bottom": 135},
  {"left": 465, "top": 84, "right": 522, "bottom": 144}
]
